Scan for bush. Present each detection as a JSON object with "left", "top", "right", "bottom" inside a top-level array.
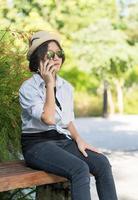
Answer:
[
  {"left": 0, "top": 30, "right": 29, "bottom": 161},
  {"left": 124, "top": 86, "right": 138, "bottom": 114},
  {"left": 74, "top": 91, "right": 102, "bottom": 117}
]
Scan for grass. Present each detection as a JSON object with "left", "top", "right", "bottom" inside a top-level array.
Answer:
[{"left": 74, "top": 87, "right": 138, "bottom": 117}]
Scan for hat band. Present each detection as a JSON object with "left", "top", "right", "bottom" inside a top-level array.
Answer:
[{"left": 31, "top": 37, "right": 40, "bottom": 45}]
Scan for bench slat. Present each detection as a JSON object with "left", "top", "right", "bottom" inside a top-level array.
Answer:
[{"left": 0, "top": 160, "right": 67, "bottom": 192}]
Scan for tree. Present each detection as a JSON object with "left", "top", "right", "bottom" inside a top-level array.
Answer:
[{"left": 71, "top": 19, "right": 138, "bottom": 114}]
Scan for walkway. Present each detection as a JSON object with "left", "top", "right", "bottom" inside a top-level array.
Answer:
[{"left": 75, "top": 115, "right": 138, "bottom": 200}]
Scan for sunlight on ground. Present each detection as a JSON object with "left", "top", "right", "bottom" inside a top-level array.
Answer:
[
  {"left": 76, "top": 115, "right": 138, "bottom": 200},
  {"left": 90, "top": 151, "right": 138, "bottom": 200}
]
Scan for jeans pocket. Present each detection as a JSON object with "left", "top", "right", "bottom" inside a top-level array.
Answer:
[{"left": 23, "top": 142, "right": 45, "bottom": 159}]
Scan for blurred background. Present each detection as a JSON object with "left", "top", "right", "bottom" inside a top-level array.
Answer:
[{"left": 0, "top": 0, "right": 138, "bottom": 199}]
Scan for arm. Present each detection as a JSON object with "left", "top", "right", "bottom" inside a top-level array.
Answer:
[
  {"left": 67, "top": 86, "right": 83, "bottom": 142},
  {"left": 67, "top": 85, "right": 101, "bottom": 156},
  {"left": 67, "top": 121, "right": 82, "bottom": 142},
  {"left": 40, "top": 60, "right": 57, "bottom": 125},
  {"left": 19, "top": 61, "right": 56, "bottom": 125},
  {"left": 19, "top": 84, "right": 56, "bottom": 125},
  {"left": 41, "top": 84, "right": 56, "bottom": 125},
  {"left": 68, "top": 121, "right": 101, "bottom": 156}
]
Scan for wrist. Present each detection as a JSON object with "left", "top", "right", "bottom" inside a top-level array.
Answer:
[
  {"left": 45, "top": 83, "right": 55, "bottom": 89},
  {"left": 75, "top": 135, "right": 82, "bottom": 143}
]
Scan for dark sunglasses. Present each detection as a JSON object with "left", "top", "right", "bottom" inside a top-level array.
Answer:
[{"left": 46, "top": 50, "right": 64, "bottom": 60}]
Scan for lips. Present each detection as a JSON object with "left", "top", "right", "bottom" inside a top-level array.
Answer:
[{"left": 54, "top": 63, "right": 60, "bottom": 66}]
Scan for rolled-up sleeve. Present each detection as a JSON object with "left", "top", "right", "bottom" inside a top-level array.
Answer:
[{"left": 19, "top": 84, "right": 44, "bottom": 122}]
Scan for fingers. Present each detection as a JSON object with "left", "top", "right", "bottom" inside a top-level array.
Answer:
[
  {"left": 49, "top": 66, "right": 56, "bottom": 74},
  {"left": 45, "top": 60, "right": 56, "bottom": 74},
  {"left": 40, "top": 59, "right": 56, "bottom": 73},
  {"left": 81, "top": 147, "right": 102, "bottom": 158},
  {"left": 39, "top": 60, "right": 48, "bottom": 74},
  {"left": 45, "top": 61, "right": 54, "bottom": 72},
  {"left": 81, "top": 149, "right": 88, "bottom": 157},
  {"left": 87, "top": 146, "right": 102, "bottom": 154},
  {"left": 45, "top": 60, "right": 50, "bottom": 71}
]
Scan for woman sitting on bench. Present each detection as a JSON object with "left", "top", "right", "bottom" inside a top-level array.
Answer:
[{"left": 19, "top": 30, "right": 118, "bottom": 200}]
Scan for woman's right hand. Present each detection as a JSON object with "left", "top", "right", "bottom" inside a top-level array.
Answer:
[{"left": 39, "top": 59, "right": 56, "bottom": 88}]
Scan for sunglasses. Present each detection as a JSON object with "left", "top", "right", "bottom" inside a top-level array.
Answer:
[{"left": 46, "top": 50, "right": 64, "bottom": 60}]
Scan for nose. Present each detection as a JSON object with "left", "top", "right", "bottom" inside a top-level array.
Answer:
[{"left": 53, "top": 53, "right": 59, "bottom": 60}]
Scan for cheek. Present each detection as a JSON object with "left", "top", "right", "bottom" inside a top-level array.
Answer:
[
  {"left": 55, "top": 63, "right": 62, "bottom": 71},
  {"left": 59, "top": 60, "right": 62, "bottom": 67}
]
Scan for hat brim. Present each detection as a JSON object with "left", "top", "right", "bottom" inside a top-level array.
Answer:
[{"left": 27, "top": 36, "right": 60, "bottom": 60}]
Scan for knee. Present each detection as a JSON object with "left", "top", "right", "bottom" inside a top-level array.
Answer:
[
  {"left": 98, "top": 154, "right": 112, "bottom": 173},
  {"left": 70, "top": 159, "right": 90, "bottom": 180},
  {"left": 74, "top": 160, "right": 90, "bottom": 175}
]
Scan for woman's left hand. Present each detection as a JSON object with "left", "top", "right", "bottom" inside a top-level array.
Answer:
[{"left": 76, "top": 137, "right": 102, "bottom": 157}]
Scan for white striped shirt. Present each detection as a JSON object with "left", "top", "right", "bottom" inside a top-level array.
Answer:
[{"left": 19, "top": 73, "right": 75, "bottom": 139}]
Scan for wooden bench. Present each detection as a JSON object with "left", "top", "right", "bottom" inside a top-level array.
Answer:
[{"left": 0, "top": 160, "right": 71, "bottom": 200}]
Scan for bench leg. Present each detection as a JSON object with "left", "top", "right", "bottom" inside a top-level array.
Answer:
[{"left": 35, "top": 181, "right": 71, "bottom": 200}]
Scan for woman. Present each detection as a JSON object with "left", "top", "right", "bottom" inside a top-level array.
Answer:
[{"left": 19, "top": 30, "right": 118, "bottom": 200}]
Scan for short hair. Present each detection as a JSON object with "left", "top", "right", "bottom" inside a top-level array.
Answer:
[{"left": 29, "top": 40, "right": 65, "bottom": 72}]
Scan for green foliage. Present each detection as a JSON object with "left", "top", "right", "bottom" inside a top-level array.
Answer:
[
  {"left": 0, "top": 30, "right": 30, "bottom": 161},
  {"left": 0, "top": 0, "right": 116, "bottom": 32},
  {"left": 0, "top": 0, "right": 138, "bottom": 165},
  {"left": 0, "top": 188, "right": 35, "bottom": 200},
  {"left": 71, "top": 19, "right": 138, "bottom": 81},
  {"left": 125, "top": 65, "right": 138, "bottom": 87},
  {"left": 74, "top": 91, "right": 102, "bottom": 117},
  {"left": 60, "top": 67, "right": 99, "bottom": 93},
  {"left": 1, "top": 1, "right": 138, "bottom": 199},
  {"left": 124, "top": 85, "right": 138, "bottom": 114}
]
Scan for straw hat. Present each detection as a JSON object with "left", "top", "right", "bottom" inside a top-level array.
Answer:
[{"left": 27, "top": 30, "right": 61, "bottom": 60}]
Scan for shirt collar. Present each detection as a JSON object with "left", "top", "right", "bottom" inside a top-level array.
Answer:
[{"left": 33, "top": 73, "right": 64, "bottom": 89}]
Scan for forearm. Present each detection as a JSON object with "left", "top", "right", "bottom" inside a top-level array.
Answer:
[
  {"left": 67, "top": 121, "right": 82, "bottom": 141},
  {"left": 41, "top": 84, "right": 56, "bottom": 124}
]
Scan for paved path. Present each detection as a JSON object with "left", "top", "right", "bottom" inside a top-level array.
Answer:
[{"left": 74, "top": 115, "right": 138, "bottom": 200}]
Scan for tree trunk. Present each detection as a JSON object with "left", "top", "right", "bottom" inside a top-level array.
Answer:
[
  {"left": 35, "top": 182, "right": 71, "bottom": 200},
  {"left": 103, "top": 80, "right": 108, "bottom": 118},
  {"left": 108, "top": 88, "right": 115, "bottom": 116},
  {"left": 115, "top": 79, "right": 124, "bottom": 114}
]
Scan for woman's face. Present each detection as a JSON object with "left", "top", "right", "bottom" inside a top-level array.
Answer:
[{"left": 44, "top": 41, "right": 63, "bottom": 73}]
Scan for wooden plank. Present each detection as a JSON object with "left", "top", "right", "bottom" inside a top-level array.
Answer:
[{"left": 0, "top": 160, "right": 67, "bottom": 192}]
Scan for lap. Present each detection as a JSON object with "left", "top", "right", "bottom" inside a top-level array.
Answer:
[
  {"left": 63, "top": 139, "right": 111, "bottom": 175},
  {"left": 23, "top": 139, "right": 88, "bottom": 179},
  {"left": 22, "top": 138, "right": 111, "bottom": 177}
]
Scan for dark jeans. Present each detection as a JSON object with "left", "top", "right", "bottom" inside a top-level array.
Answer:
[{"left": 21, "top": 131, "right": 118, "bottom": 200}]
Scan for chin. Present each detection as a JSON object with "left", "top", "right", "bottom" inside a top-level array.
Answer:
[{"left": 55, "top": 65, "right": 61, "bottom": 71}]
